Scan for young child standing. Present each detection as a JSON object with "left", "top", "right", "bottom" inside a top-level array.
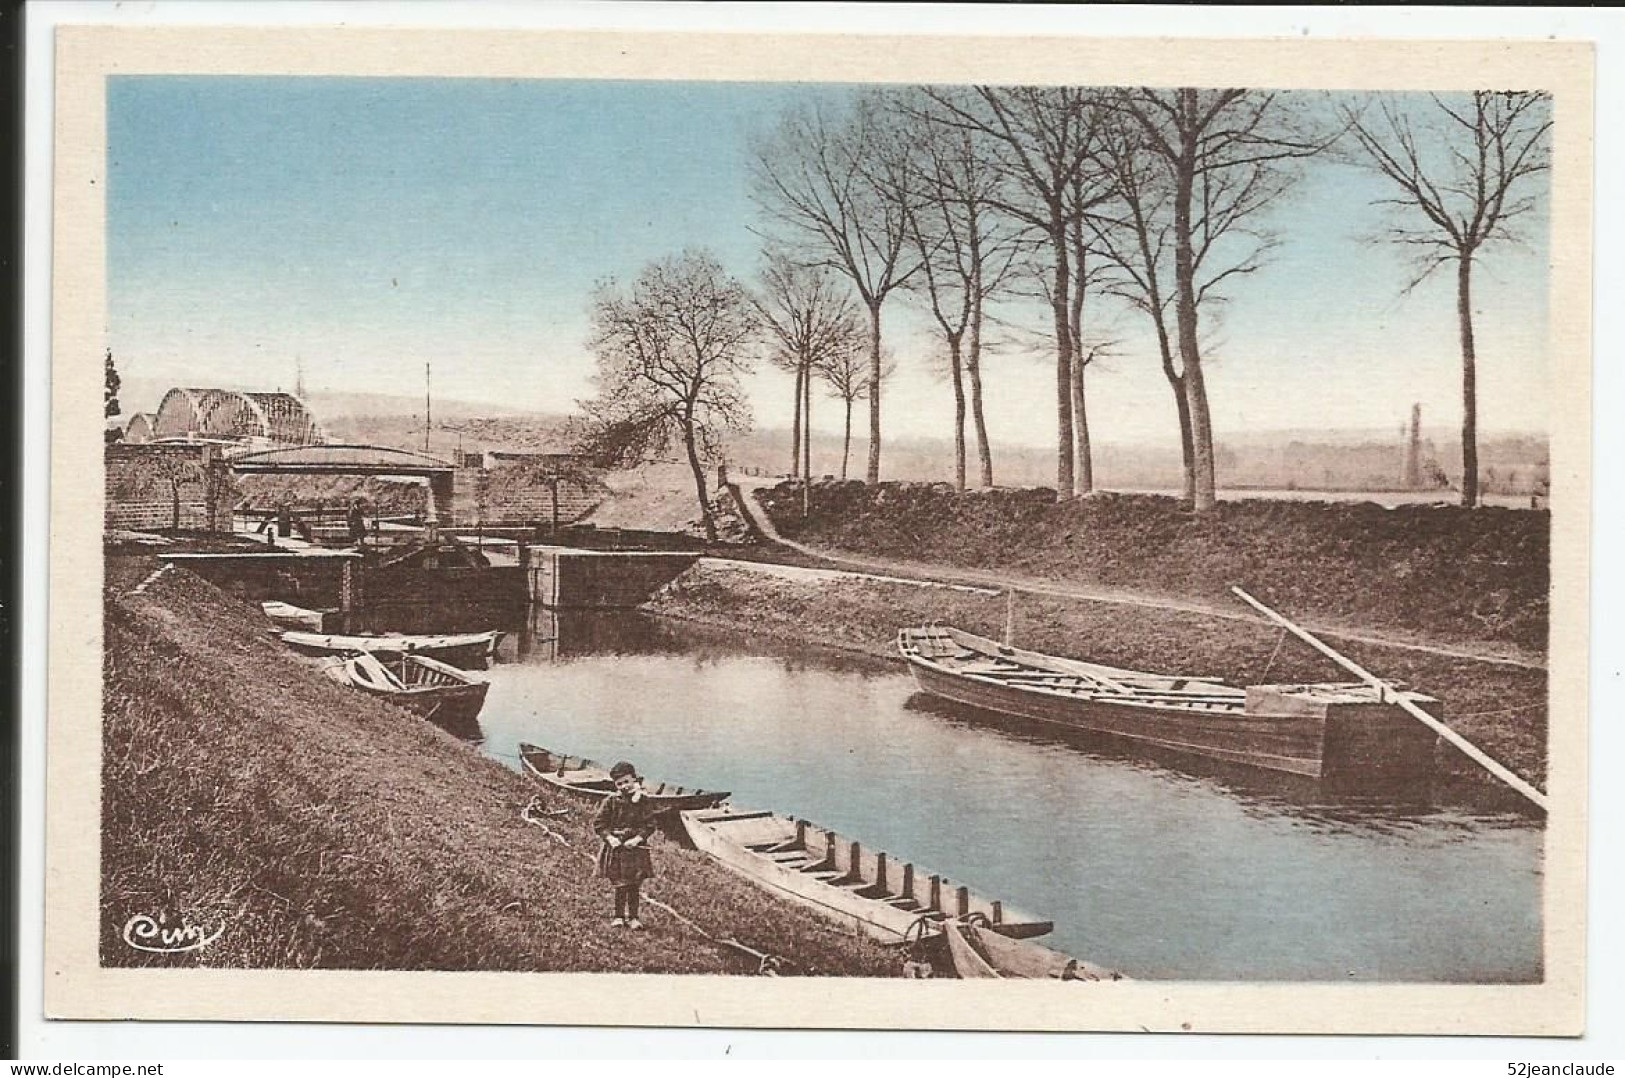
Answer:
[{"left": 592, "top": 761, "right": 657, "bottom": 929}]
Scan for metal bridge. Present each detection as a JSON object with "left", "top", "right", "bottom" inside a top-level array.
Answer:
[{"left": 229, "top": 444, "right": 457, "bottom": 522}]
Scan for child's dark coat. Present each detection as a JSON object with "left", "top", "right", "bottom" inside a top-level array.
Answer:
[{"left": 592, "top": 792, "right": 657, "bottom": 884}]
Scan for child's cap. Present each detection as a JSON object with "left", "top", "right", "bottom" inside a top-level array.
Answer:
[{"left": 610, "top": 761, "right": 637, "bottom": 780}]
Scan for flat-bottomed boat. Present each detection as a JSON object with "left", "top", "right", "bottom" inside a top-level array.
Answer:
[
  {"left": 898, "top": 626, "right": 1441, "bottom": 781},
  {"left": 519, "top": 744, "right": 730, "bottom": 813},
  {"left": 680, "top": 804, "right": 1053, "bottom": 945}
]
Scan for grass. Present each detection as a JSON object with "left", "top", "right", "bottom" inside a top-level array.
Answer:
[
  {"left": 648, "top": 562, "right": 1549, "bottom": 787},
  {"left": 101, "top": 558, "right": 899, "bottom": 975},
  {"left": 757, "top": 481, "right": 1550, "bottom": 655}
]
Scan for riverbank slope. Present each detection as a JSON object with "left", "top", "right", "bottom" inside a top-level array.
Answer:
[
  {"left": 101, "top": 559, "right": 898, "bottom": 975},
  {"left": 754, "top": 482, "right": 1548, "bottom": 657}
]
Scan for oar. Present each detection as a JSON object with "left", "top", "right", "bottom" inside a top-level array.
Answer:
[{"left": 1230, "top": 586, "right": 1548, "bottom": 813}]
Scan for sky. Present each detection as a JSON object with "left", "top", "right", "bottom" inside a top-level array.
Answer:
[{"left": 107, "top": 77, "right": 1554, "bottom": 450}]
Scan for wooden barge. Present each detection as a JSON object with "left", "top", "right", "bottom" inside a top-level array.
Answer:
[{"left": 897, "top": 625, "right": 1441, "bottom": 781}]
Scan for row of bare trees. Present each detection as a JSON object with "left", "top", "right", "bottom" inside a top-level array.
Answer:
[{"left": 751, "top": 86, "right": 1551, "bottom": 510}]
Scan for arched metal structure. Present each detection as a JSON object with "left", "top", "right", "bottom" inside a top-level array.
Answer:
[
  {"left": 122, "top": 413, "right": 155, "bottom": 443},
  {"left": 152, "top": 387, "right": 322, "bottom": 445}
]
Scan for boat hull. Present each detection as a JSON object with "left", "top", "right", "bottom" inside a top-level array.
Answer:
[
  {"left": 350, "top": 679, "right": 490, "bottom": 728},
  {"left": 282, "top": 630, "right": 503, "bottom": 669},
  {"left": 680, "top": 807, "right": 1053, "bottom": 945},
  {"left": 899, "top": 627, "right": 1440, "bottom": 782},
  {"left": 942, "top": 921, "right": 1123, "bottom": 981},
  {"left": 905, "top": 658, "right": 1324, "bottom": 777},
  {"left": 519, "top": 745, "right": 730, "bottom": 813},
  {"left": 326, "top": 653, "right": 492, "bottom": 734}
]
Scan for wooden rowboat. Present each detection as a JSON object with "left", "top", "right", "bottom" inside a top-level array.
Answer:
[
  {"left": 679, "top": 804, "right": 1053, "bottom": 944},
  {"left": 898, "top": 625, "right": 1441, "bottom": 781},
  {"left": 261, "top": 599, "right": 327, "bottom": 632},
  {"left": 940, "top": 919, "right": 1122, "bottom": 981},
  {"left": 282, "top": 629, "right": 504, "bottom": 669},
  {"left": 518, "top": 744, "right": 730, "bottom": 813},
  {"left": 323, "top": 651, "right": 490, "bottom": 729}
]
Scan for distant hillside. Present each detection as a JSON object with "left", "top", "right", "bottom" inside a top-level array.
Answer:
[
  {"left": 726, "top": 427, "right": 1550, "bottom": 498},
  {"left": 320, "top": 412, "right": 576, "bottom": 456}
]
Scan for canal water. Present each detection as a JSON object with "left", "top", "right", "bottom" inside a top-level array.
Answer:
[{"left": 475, "top": 610, "right": 1542, "bottom": 983}]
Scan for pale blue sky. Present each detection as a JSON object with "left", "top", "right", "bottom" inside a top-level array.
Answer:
[{"left": 108, "top": 77, "right": 1553, "bottom": 446}]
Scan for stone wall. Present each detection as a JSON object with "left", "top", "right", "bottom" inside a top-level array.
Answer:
[{"left": 106, "top": 443, "right": 236, "bottom": 533}]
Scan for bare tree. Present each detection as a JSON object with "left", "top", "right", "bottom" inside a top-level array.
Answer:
[
  {"left": 752, "top": 91, "right": 923, "bottom": 485},
  {"left": 902, "top": 98, "right": 1027, "bottom": 489},
  {"left": 578, "top": 251, "right": 759, "bottom": 541},
  {"left": 1098, "top": 89, "right": 1330, "bottom": 512},
  {"left": 756, "top": 253, "right": 866, "bottom": 483},
  {"left": 816, "top": 332, "right": 870, "bottom": 481},
  {"left": 1342, "top": 91, "right": 1551, "bottom": 507},
  {"left": 914, "top": 86, "right": 1114, "bottom": 498},
  {"left": 1086, "top": 117, "right": 1191, "bottom": 505}
]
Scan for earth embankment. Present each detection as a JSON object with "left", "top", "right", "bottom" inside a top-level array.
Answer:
[
  {"left": 754, "top": 482, "right": 1549, "bottom": 657},
  {"left": 101, "top": 559, "right": 898, "bottom": 975}
]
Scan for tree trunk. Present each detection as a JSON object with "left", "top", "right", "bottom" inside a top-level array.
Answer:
[
  {"left": 789, "top": 363, "right": 804, "bottom": 479},
  {"left": 1171, "top": 109, "right": 1216, "bottom": 513},
  {"left": 682, "top": 406, "right": 716, "bottom": 542},
  {"left": 803, "top": 357, "right": 813, "bottom": 484},
  {"left": 1068, "top": 241, "right": 1092, "bottom": 495},
  {"left": 866, "top": 300, "right": 883, "bottom": 485},
  {"left": 841, "top": 397, "right": 852, "bottom": 481},
  {"left": 1050, "top": 226, "right": 1076, "bottom": 499},
  {"left": 1172, "top": 373, "right": 1196, "bottom": 509},
  {"left": 967, "top": 289, "right": 993, "bottom": 487},
  {"left": 1071, "top": 358, "right": 1093, "bottom": 495},
  {"left": 1457, "top": 255, "right": 1479, "bottom": 508},
  {"left": 948, "top": 336, "right": 967, "bottom": 492}
]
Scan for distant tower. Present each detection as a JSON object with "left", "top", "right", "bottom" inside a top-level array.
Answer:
[
  {"left": 1402, "top": 404, "right": 1423, "bottom": 488},
  {"left": 294, "top": 357, "right": 307, "bottom": 401}
]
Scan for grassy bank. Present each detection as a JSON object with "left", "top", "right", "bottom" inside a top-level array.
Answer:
[
  {"left": 756, "top": 482, "right": 1549, "bottom": 654},
  {"left": 647, "top": 562, "right": 1549, "bottom": 787},
  {"left": 102, "top": 560, "right": 898, "bottom": 975}
]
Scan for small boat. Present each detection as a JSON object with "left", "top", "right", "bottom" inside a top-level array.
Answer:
[
  {"left": 261, "top": 600, "right": 327, "bottom": 632},
  {"left": 898, "top": 625, "right": 1441, "bottom": 781},
  {"left": 940, "top": 919, "right": 1122, "bottom": 981},
  {"left": 281, "top": 629, "right": 504, "bottom": 669},
  {"left": 323, "top": 651, "right": 490, "bottom": 728},
  {"left": 518, "top": 744, "right": 730, "bottom": 813},
  {"left": 680, "top": 805, "right": 1053, "bottom": 944}
]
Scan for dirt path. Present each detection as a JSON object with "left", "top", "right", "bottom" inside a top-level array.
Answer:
[{"left": 731, "top": 478, "right": 1546, "bottom": 672}]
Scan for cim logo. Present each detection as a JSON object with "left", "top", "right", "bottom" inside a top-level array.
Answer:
[{"left": 121, "top": 910, "right": 225, "bottom": 955}]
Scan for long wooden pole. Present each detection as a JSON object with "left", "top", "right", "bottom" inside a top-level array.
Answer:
[{"left": 1230, "top": 586, "right": 1547, "bottom": 813}]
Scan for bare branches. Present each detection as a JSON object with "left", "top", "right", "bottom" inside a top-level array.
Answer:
[
  {"left": 577, "top": 251, "right": 759, "bottom": 534},
  {"left": 1343, "top": 91, "right": 1551, "bottom": 263},
  {"left": 1340, "top": 89, "right": 1552, "bottom": 507}
]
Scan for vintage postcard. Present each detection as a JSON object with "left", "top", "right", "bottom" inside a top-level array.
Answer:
[{"left": 46, "top": 23, "right": 1591, "bottom": 1035}]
